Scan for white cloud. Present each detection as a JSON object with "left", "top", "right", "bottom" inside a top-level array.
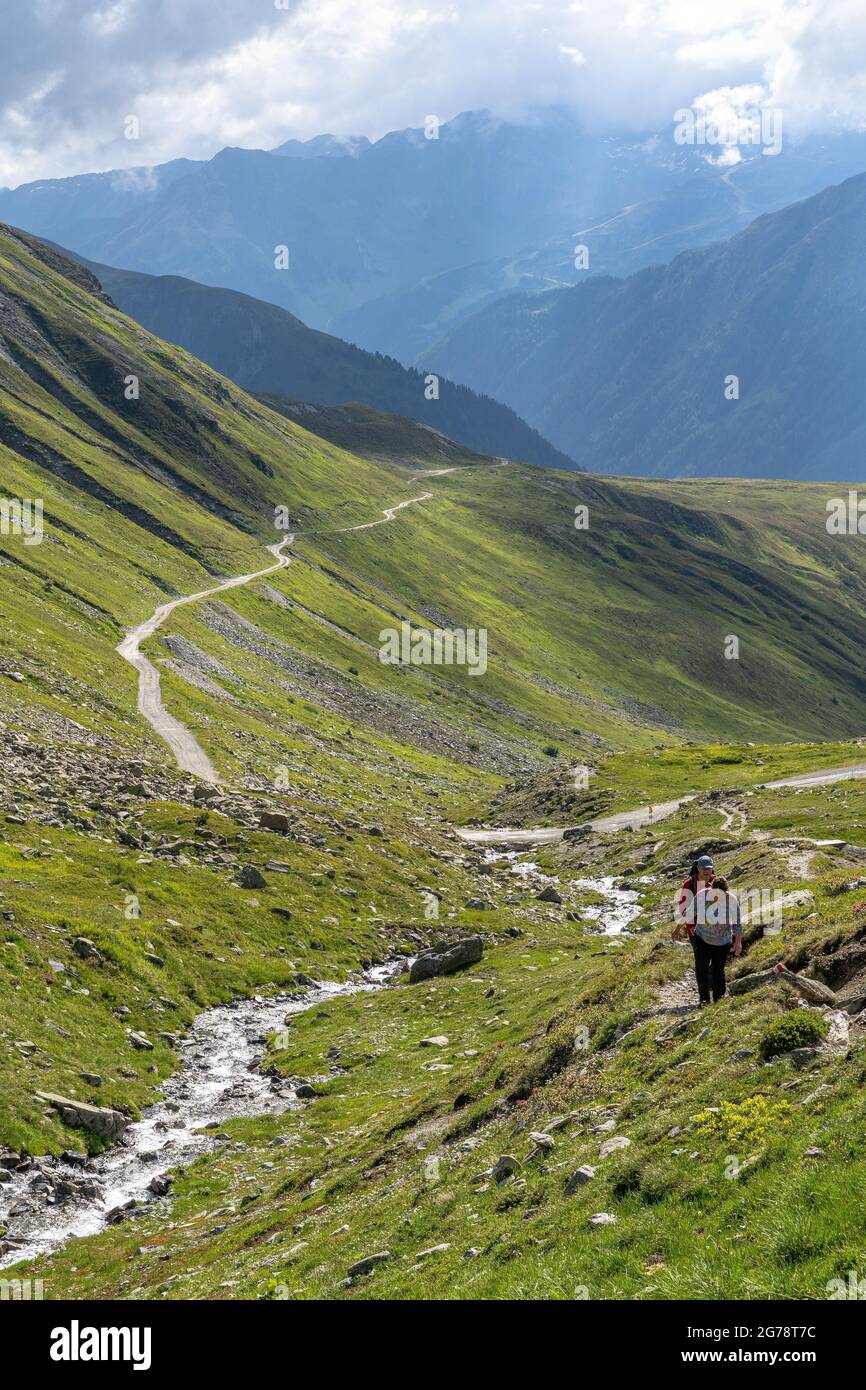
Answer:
[{"left": 1, "top": 0, "right": 865, "bottom": 187}]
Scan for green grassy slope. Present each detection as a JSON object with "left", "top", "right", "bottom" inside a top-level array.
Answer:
[
  {"left": 10, "top": 764, "right": 866, "bottom": 1300},
  {"left": 52, "top": 246, "right": 577, "bottom": 471},
  {"left": 3, "top": 227, "right": 866, "bottom": 1300}
]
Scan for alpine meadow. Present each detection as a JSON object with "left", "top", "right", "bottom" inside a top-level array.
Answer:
[{"left": 3, "top": 0, "right": 866, "bottom": 1361}]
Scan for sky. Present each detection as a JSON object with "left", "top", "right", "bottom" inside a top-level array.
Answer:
[{"left": 2, "top": 0, "right": 865, "bottom": 187}]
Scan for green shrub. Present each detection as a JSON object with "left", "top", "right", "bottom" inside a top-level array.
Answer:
[
  {"left": 821, "top": 875, "right": 853, "bottom": 897},
  {"left": 759, "top": 1011, "right": 829, "bottom": 1060}
]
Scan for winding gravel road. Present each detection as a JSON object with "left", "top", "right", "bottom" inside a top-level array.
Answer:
[
  {"left": 763, "top": 763, "right": 866, "bottom": 789},
  {"left": 116, "top": 536, "right": 294, "bottom": 783},
  {"left": 458, "top": 795, "right": 695, "bottom": 849},
  {"left": 459, "top": 758, "right": 866, "bottom": 851},
  {"left": 116, "top": 491, "right": 431, "bottom": 782}
]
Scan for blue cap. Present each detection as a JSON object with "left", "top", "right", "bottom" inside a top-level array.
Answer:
[{"left": 696, "top": 855, "right": 715, "bottom": 869}]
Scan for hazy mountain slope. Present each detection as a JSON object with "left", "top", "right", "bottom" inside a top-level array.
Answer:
[
  {"left": 255, "top": 398, "right": 489, "bottom": 468},
  {"left": 5, "top": 113, "right": 866, "bottom": 365},
  {"left": 58, "top": 251, "right": 574, "bottom": 470},
  {"left": 427, "top": 172, "right": 866, "bottom": 480}
]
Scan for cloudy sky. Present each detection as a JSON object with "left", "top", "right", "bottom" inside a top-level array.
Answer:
[{"left": 2, "top": 0, "right": 865, "bottom": 187}]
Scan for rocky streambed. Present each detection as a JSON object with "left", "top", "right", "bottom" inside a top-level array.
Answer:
[
  {"left": 0, "top": 863, "right": 640, "bottom": 1271},
  {"left": 484, "top": 847, "right": 642, "bottom": 936},
  {"left": 0, "top": 963, "right": 401, "bottom": 1269}
]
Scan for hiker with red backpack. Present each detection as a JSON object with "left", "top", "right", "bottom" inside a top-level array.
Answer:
[{"left": 672, "top": 854, "right": 743, "bottom": 1004}]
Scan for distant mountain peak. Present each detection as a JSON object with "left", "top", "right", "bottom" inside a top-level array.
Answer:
[{"left": 269, "top": 133, "right": 372, "bottom": 159}]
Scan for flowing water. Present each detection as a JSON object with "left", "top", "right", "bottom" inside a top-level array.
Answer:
[
  {"left": 485, "top": 849, "right": 642, "bottom": 935},
  {"left": 0, "top": 963, "right": 401, "bottom": 1268},
  {"left": 1, "top": 860, "right": 639, "bottom": 1270}
]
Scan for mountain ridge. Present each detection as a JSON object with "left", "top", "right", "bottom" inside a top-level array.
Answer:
[
  {"left": 426, "top": 170, "right": 866, "bottom": 480},
  {"left": 37, "top": 241, "right": 575, "bottom": 472}
]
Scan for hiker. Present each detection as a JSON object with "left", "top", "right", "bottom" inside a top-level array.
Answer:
[{"left": 673, "top": 856, "right": 742, "bottom": 1004}]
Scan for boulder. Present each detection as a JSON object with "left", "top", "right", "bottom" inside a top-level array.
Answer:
[
  {"left": 492, "top": 1154, "right": 521, "bottom": 1184},
  {"left": 529, "top": 1131, "right": 555, "bottom": 1151},
  {"left": 599, "top": 1135, "right": 631, "bottom": 1158},
  {"left": 729, "top": 964, "right": 837, "bottom": 1005},
  {"left": 409, "top": 936, "right": 483, "bottom": 983},
  {"left": 238, "top": 865, "right": 268, "bottom": 889},
  {"left": 348, "top": 1251, "right": 391, "bottom": 1278},
  {"left": 562, "top": 824, "right": 591, "bottom": 842},
  {"left": 259, "top": 811, "right": 290, "bottom": 833},
  {"left": 565, "top": 1165, "right": 596, "bottom": 1194},
  {"left": 35, "top": 1092, "right": 127, "bottom": 1141},
  {"left": 536, "top": 885, "right": 563, "bottom": 904},
  {"left": 72, "top": 937, "right": 101, "bottom": 961}
]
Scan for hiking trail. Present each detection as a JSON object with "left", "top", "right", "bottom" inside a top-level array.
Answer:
[{"left": 117, "top": 491, "right": 431, "bottom": 782}]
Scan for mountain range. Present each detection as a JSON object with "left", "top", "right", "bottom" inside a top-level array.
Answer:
[
  {"left": 57, "top": 250, "right": 572, "bottom": 470},
  {"left": 427, "top": 171, "right": 866, "bottom": 480},
  {"left": 5, "top": 110, "right": 866, "bottom": 366}
]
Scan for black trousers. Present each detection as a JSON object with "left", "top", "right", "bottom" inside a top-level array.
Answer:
[{"left": 691, "top": 934, "right": 730, "bottom": 1003}]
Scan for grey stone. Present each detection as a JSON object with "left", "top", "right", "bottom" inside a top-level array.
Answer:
[
  {"left": 35, "top": 1091, "right": 127, "bottom": 1141},
  {"left": 536, "top": 885, "right": 563, "bottom": 904},
  {"left": 492, "top": 1154, "right": 521, "bottom": 1183},
  {"left": 348, "top": 1251, "right": 391, "bottom": 1277},
  {"left": 529, "top": 1131, "right": 555, "bottom": 1151},
  {"left": 238, "top": 865, "right": 268, "bottom": 889},
  {"left": 73, "top": 937, "right": 101, "bottom": 961},
  {"left": 599, "top": 1135, "right": 631, "bottom": 1158},
  {"left": 564, "top": 1165, "right": 596, "bottom": 1194},
  {"left": 409, "top": 936, "right": 483, "bottom": 983}
]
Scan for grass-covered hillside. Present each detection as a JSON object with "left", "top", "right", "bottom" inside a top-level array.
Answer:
[
  {"left": 58, "top": 248, "right": 576, "bottom": 471},
  {"left": 257, "top": 397, "right": 490, "bottom": 470},
  {"left": 7, "top": 759, "right": 866, "bottom": 1300},
  {"left": 2, "top": 226, "right": 866, "bottom": 1300}
]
